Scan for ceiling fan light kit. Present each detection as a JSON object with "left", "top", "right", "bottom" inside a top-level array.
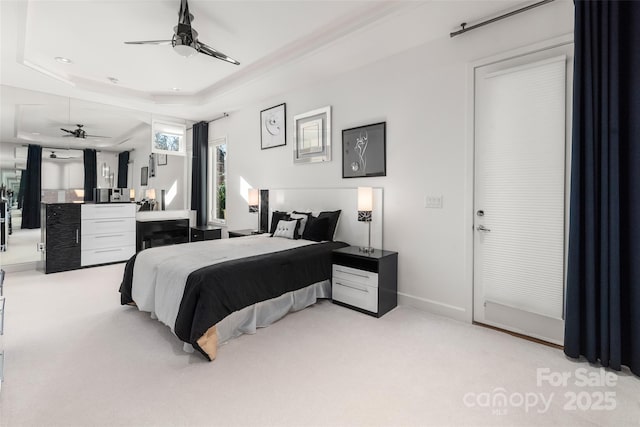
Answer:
[{"left": 124, "top": 0, "right": 240, "bottom": 65}]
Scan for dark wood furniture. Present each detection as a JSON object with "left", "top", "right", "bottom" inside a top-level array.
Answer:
[
  {"left": 136, "top": 218, "right": 189, "bottom": 251},
  {"left": 191, "top": 225, "right": 222, "bottom": 242},
  {"left": 228, "top": 229, "right": 260, "bottom": 238},
  {"left": 42, "top": 203, "right": 81, "bottom": 274},
  {"left": 331, "top": 246, "right": 398, "bottom": 317}
]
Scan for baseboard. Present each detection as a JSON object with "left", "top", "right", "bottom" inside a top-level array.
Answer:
[
  {"left": 1, "top": 261, "right": 40, "bottom": 273},
  {"left": 397, "top": 292, "right": 469, "bottom": 323}
]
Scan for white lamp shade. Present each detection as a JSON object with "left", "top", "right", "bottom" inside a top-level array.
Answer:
[
  {"left": 357, "top": 187, "right": 373, "bottom": 212},
  {"left": 130, "top": 189, "right": 136, "bottom": 200},
  {"left": 146, "top": 188, "right": 156, "bottom": 200},
  {"left": 248, "top": 188, "right": 260, "bottom": 206}
]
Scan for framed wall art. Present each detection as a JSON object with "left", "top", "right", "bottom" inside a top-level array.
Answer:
[
  {"left": 157, "top": 153, "right": 168, "bottom": 166},
  {"left": 342, "top": 122, "right": 386, "bottom": 178},
  {"left": 293, "top": 106, "right": 331, "bottom": 164},
  {"left": 260, "top": 103, "right": 286, "bottom": 149}
]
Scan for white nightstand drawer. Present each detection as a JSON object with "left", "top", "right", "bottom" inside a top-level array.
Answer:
[
  {"left": 332, "top": 278, "right": 378, "bottom": 313},
  {"left": 82, "top": 218, "right": 135, "bottom": 235},
  {"left": 81, "top": 231, "right": 135, "bottom": 251},
  {"left": 81, "top": 204, "right": 136, "bottom": 220},
  {"left": 333, "top": 264, "right": 378, "bottom": 288},
  {"left": 81, "top": 245, "right": 135, "bottom": 266}
]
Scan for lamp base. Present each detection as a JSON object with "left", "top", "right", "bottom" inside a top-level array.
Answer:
[{"left": 359, "top": 246, "right": 374, "bottom": 254}]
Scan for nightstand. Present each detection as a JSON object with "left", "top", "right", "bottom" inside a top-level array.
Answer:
[
  {"left": 228, "top": 229, "right": 262, "bottom": 238},
  {"left": 332, "top": 246, "right": 398, "bottom": 317},
  {"left": 191, "top": 225, "right": 222, "bottom": 242}
]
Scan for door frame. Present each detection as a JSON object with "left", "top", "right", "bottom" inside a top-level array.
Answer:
[{"left": 463, "top": 33, "right": 574, "bottom": 324}]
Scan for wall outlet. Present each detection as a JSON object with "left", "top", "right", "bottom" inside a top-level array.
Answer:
[
  {"left": 37, "top": 242, "right": 45, "bottom": 252},
  {"left": 425, "top": 195, "right": 443, "bottom": 209}
]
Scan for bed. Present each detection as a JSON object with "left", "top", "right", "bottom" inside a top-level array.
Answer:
[{"left": 119, "top": 188, "right": 383, "bottom": 361}]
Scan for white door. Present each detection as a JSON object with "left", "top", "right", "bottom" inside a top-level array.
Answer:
[{"left": 473, "top": 44, "right": 573, "bottom": 345}]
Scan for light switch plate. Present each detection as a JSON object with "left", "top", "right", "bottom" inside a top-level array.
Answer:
[{"left": 425, "top": 195, "right": 443, "bottom": 209}]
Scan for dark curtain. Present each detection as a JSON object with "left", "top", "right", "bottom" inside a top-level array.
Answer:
[
  {"left": 191, "top": 121, "right": 208, "bottom": 226},
  {"left": 83, "top": 149, "right": 97, "bottom": 202},
  {"left": 21, "top": 144, "right": 42, "bottom": 229},
  {"left": 565, "top": 0, "right": 640, "bottom": 376},
  {"left": 17, "top": 171, "right": 26, "bottom": 209},
  {"left": 117, "top": 151, "right": 130, "bottom": 188}
]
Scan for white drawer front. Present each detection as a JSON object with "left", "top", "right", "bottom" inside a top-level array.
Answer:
[
  {"left": 81, "top": 204, "right": 136, "bottom": 220},
  {"left": 332, "top": 278, "right": 377, "bottom": 313},
  {"left": 333, "top": 264, "right": 378, "bottom": 288},
  {"left": 81, "top": 245, "right": 135, "bottom": 266},
  {"left": 82, "top": 218, "right": 135, "bottom": 236},
  {"left": 81, "top": 231, "right": 135, "bottom": 251}
]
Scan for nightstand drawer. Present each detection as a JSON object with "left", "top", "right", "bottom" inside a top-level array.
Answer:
[
  {"left": 332, "top": 264, "right": 378, "bottom": 288},
  {"left": 332, "top": 278, "right": 378, "bottom": 313},
  {"left": 81, "top": 231, "right": 135, "bottom": 250},
  {"left": 81, "top": 245, "right": 135, "bottom": 266},
  {"left": 82, "top": 218, "right": 135, "bottom": 235}
]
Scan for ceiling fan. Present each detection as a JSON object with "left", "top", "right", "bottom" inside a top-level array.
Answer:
[
  {"left": 124, "top": 0, "right": 240, "bottom": 65},
  {"left": 48, "top": 151, "right": 71, "bottom": 160},
  {"left": 60, "top": 124, "right": 110, "bottom": 139}
]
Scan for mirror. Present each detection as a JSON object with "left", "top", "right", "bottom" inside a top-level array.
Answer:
[{"left": 0, "top": 85, "right": 189, "bottom": 267}]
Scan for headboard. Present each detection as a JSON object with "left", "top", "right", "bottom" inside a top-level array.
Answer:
[{"left": 268, "top": 187, "right": 383, "bottom": 249}]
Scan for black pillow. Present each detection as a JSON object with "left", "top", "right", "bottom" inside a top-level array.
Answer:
[
  {"left": 316, "top": 210, "right": 341, "bottom": 241},
  {"left": 269, "top": 211, "right": 290, "bottom": 235},
  {"left": 302, "top": 216, "right": 330, "bottom": 242}
]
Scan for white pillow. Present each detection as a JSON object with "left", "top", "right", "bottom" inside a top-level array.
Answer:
[
  {"left": 289, "top": 213, "right": 309, "bottom": 236},
  {"left": 272, "top": 219, "right": 299, "bottom": 240}
]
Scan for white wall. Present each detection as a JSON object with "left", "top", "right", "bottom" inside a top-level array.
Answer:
[
  {"left": 209, "top": 1, "right": 574, "bottom": 322},
  {"left": 129, "top": 136, "right": 187, "bottom": 210}
]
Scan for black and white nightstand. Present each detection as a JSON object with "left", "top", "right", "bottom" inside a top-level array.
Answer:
[
  {"left": 228, "top": 229, "right": 263, "bottom": 238},
  {"left": 331, "top": 246, "right": 398, "bottom": 317},
  {"left": 190, "top": 225, "right": 222, "bottom": 242}
]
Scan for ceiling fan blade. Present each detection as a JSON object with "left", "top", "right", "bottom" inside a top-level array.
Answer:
[
  {"left": 124, "top": 40, "right": 173, "bottom": 45},
  {"left": 179, "top": 0, "right": 194, "bottom": 25},
  {"left": 197, "top": 42, "right": 240, "bottom": 65},
  {"left": 62, "top": 135, "right": 75, "bottom": 137},
  {"left": 60, "top": 128, "right": 75, "bottom": 134},
  {"left": 85, "top": 134, "right": 112, "bottom": 138}
]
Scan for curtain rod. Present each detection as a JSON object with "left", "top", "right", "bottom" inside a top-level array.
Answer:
[
  {"left": 186, "top": 112, "right": 229, "bottom": 131},
  {"left": 450, "top": 0, "right": 555, "bottom": 38}
]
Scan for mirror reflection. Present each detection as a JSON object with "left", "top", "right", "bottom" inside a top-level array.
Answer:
[{"left": 0, "top": 85, "right": 188, "bottom": 268}]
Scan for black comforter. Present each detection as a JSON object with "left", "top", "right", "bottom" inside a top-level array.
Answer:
[{"left": 120, "top": 240, "right": 348, "bottom": 359}]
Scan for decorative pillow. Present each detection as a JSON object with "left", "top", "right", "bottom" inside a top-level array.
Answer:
[
  {"left": 269, "top": 211, "right": 290, "bottom": 235},
  {"left": 290, "top": 212, "right": 311, "bottom": 237},
  {"left": 302, "top": 216, "right": 330, "bottom": 242},
  {"left": 317, "top": 210, "right": 341, "bottom": 241},
  {"left": 272, "top": 219, "right": 300, "bottom": 240}
]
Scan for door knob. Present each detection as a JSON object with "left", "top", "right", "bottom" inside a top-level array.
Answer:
[{"left": 476, "top": 225, "right": 491, "bottom": 232}]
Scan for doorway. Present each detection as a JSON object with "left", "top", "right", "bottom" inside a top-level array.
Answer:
[{"left": 473, "top": 43, "right": 573, "bottom": 345}]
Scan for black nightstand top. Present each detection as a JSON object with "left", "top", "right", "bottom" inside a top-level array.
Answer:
[
  {"left": 228, "top": 229, "right": 265, "bottom": 237},
  {"left": 332, "top": 245, "right": 397, "bottom": 260},
  {"left": 191, "top": 225, "right": 222, "bottom": 232}
]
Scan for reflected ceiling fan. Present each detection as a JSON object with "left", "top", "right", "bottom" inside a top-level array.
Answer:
[
  {"left": 48, "top": 150, "right": 72, "bottom": 160},
  {"left": 60, "top": 124, "right": 110, "bottom": 139},
  {"left": 124, "top": 0, "right": 240, "bottom": 65}
]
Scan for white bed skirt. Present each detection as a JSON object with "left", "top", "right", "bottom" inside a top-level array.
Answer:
[{"left": 182, "top": 280, "right": 331, "bottom": 353}]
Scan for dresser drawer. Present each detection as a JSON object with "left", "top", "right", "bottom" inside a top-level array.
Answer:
[
  {"left": 81, "top": 231, "right": 135, "bottom": 251},
  {"left": 81, "top": 245, "right": 135, "bottom": 266},
  {"left": 81, "top": 204, "right": 136, "bottom": 220},
  {"left": 332, "top": 278, "right": 378, "bottom": 313},
  {"left": 332, "top": 264, "right": 378, "bottom": 288},
  {"left": 82, "top": 218, "right": 135, "bottom": 235}
]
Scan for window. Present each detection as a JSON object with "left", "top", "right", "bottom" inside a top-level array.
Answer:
[{"left": 208, "top": 137, "right": 227, "bottom": 223}]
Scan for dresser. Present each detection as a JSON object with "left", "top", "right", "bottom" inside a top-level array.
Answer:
[
  {"left": 81, "top": 204, "right": 136, "bottom": 266},
  {"left": 331, "top": 246, "right": 398, "bottom": 317},
  {"left": 43, "top": 203, "right": 81, "bottom": 273}
]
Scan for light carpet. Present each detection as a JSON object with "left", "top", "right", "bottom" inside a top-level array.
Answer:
[{"left": 0, "top": 264, "right": 638, "bottom": 426}]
